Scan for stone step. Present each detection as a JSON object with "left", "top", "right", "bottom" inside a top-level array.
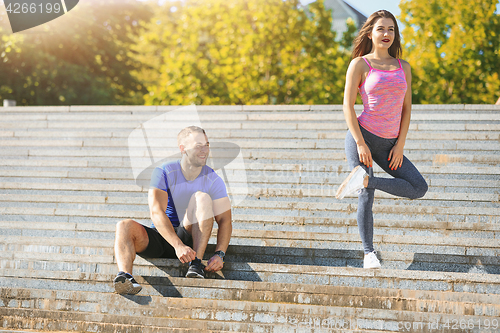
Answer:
[
  {"left": 0, "top": 307, "right": 236, "bottom": 333},
  {"left": 1, "top": 175, "right": 499, "bottom": 198},
  {"left": 2, "top": 227, "right": 499, "bottom": 272},
  {"left": 3, "top": 190, "right": 497, "bottom": 215},
  {"left": 2, "top": 212, "right": 499, "bottom": 238},
  {"left": 0, "top": 181, "right": 495, "bottom": 201},
  {"left": 2, "top": 128, "right": 500, "bottom": 143},
  {"left": 2, "top": 225, "right": 499, "bottom": 252},
  {"left": 3, "top": 266, "right": 500, "bottom": 309},
  {"left": 0, "top": 104, "right": 305, "bottom": 113},
  {"left": 0, "top": 205, "right": 497, "bottom": 234},
  {"left": 2, "top": 223, "right": 498, "bottom": 255},
  {"left": 1, "top": 148, "right": 498, "bottom": 175},
  {"left": 1, "top": 305, "right": 463, "bottom": 333},
  {"left": 1, "top": 105, "right": 498, "bottom": 333},
  {"left": 2, "top": 242, "right": 499, "bottom": 275},
  {"left": 2, "top": 111, "right": 500, "bottom": 123},
  {"left": 6, "top": 283, "right": 497, "bottom": 319},
  {"left": 0, "top": 158, "right": 498, "bottom": 177},
  {"left": 2, "top": 286, "right": 499, "bottom": 332},
  {"left": 246, "top": 187, "right": 499, "bottom": 202},
  {"left": 2, "top": 235, "right": 110, "bottom": 248},
  {"left": 2, "top": 127, "right": 499, "bottom": 142},
  {"left": 2, "top": 119, "right": 500, "bottom": 133},
  {"left": 230, "top": 219, "right": 500, "bottom": 239},
  {"left": 1, "top": 137, "right": 499, "bottom": 151},
  {"left": 0, "top": 182, "right": 145, "bottom": 193},
  {"left": 1, "top": 161, "right": 499, "bottom": 179},
  {"left": 0, "top": 138, "right": 498, "bottom": 152},
  {"left": 2, "top": 267, "right": 500, "bottom": 302},
  {"left": 239, "top": 196, "right": 500, "bottom": 214},
  {"left": 1, "top": 193, "right": 498, "bottom": 215},
  {"left": 0, "top": 221, "right": 492, "bottom": 249},
  {"left": 0, "top": 331, "right": 84, "bottom": 333},
  {"left": 0, "top": 183, "right": 497, "bottom": 205},
  {"left": 0, "top": 151, "right": 500, "bottom": 172},
  {"left": 0, "top": 159, "right": 90, "bottom": 168},
  {"left": 1, "top": 202, "right": 499, "bottom": 226},
  {"left": 0, "top": 217, "right": 493, "bottom": 246},
  {"left": 0, "top": 103, "right": 498, "bottom": 111},
  {"left": 1, "top": 148, "right": 499, "bottom": 163},
  {"left": 0, "top": 166, "right": 497, "bottom": 183},
  {"left": 0, "top": 189, "right": 498, "bottom": 215},
  {"left": 1, "top": 169, "right": 499, "bottom": 188},
  {"left": 3, "top": 129, "right": 500, "bottom": 142}
]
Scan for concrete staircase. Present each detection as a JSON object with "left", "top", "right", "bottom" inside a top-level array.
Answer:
[{"left": 1, "top": 104, "right": 499, "bottom": 332}]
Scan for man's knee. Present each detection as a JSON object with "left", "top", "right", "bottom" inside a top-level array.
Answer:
[
  {"left": 187, "top": 191, "right": 214, "bottom": 222},
  {"left": 115, "top": 219, "right": 149, "bottom": 254},
  {"left": 116, "top": 219, "right": 144, "bottom": 237},
  {"left": 192, "top": 191, "right": 212, "bottom": 207}
]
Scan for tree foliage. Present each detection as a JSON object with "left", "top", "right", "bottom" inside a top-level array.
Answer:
[
  {"left": 0, "top": 0, "right": 152, "bottom": 105},
  {"left": 400, "top": 0, "right": 500, "bottom": 104},
  {"left": 134, "top": 0, "right": 352, "bottom": 105}
]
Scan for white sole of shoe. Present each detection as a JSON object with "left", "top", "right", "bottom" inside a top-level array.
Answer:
[
  {"left": 336, "top": 165, "right": 365, "bottom": 199},
  {"left": 114, "top": 279, "right": 132, "bottom": 294},
  {"left": 114, "top": 278, "right": 142, "bottom": 295},
  {"left": 186, "top": 272, "right": 205, "bottom": 279}
]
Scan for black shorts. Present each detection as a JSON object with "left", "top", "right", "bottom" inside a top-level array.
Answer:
[{"left": 138, "top": 222, "right": 193, "bottom": 259}]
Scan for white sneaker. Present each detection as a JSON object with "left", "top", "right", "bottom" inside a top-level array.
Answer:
[
  {"left": 335, "top": 165, "right": 368, "bottom": 199},
  {"left": 364, "top": 252, "right": 381, "bottom": 269}
]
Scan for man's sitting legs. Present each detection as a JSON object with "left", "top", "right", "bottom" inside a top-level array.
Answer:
[
  {"left": 113, "top": 219, "right": 149, "bottom": 294},
  {"left": 183, "top": 191, "right": 215, "bottom": 278},
  {"left": 113, "top": 191, "right": 217, "bottom": 293}
]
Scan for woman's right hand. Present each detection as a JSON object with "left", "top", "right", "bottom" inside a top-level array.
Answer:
[{"left": 357, "top": 142, "right": 372, "bottom": 168}]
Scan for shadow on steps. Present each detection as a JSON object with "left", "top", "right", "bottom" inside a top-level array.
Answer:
[
  {"left": 136, "top": 244, "right": 498, "bottom": 289},
  {"left": 406, "top": 253, "right": 500, "bottom": 274},
  {"left": 221, "top": 244, "right": 500, "bottom": 275}
]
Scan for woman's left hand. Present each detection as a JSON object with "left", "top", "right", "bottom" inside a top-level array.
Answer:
[{"left": 388, "top": 142, "right": 404, "bottom": 170}]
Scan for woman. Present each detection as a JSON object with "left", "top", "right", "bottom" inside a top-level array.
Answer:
[{"left": 335, "top": 10, "right": 428, "bottom": 269}]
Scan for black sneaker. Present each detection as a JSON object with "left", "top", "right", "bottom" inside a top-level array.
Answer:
[
  {"left": 186, "top": 259, "right": 205, "bottom": 278},
  {"left": 113, "top": 272, "right": 142, "bottom": 294}
]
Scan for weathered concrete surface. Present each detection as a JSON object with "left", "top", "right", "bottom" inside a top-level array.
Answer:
[{"left": 1, "top": 104, "right": 499, "bottom": 332}]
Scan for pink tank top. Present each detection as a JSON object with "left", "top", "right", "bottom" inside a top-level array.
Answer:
[{"left": 358, "top": 57, "right": 407, "bottom": 139}]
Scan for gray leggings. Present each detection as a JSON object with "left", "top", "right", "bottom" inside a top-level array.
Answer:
[{"left": 345, "top": 126, "right": 428, "bottom": 254}]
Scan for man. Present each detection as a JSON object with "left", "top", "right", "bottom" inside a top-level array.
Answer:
[{"left": 113, "top": 126, "right": 232, "bottom": 294}]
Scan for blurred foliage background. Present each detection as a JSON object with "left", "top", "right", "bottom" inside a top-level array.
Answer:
[
  {"left": 400, "top": 0, "right": 500, "bottom": 104},
  {"left": 0, "top": 0, "right": 499, "bottom": 105},
  {"left": 0, "top": 0, "right": 152, "bottom": 105}
]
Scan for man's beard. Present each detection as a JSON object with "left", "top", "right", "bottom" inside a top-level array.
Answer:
[{"left": 185, "top": 150, "right": 207, "bottom": 168}]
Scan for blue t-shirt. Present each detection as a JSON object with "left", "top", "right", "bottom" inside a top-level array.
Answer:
[{"left": 149, "top": 160, "right": 228, "bottom": 227}]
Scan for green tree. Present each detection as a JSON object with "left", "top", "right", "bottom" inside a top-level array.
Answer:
[
  {"left": 341, "top": 17, "right": 357, "bottom": 51},
  {"left": 133, "top": 0, "right": 351, "bottom": 105},
  {"left": 400, "top": 0, "right": 500, "bottom": 104},
  {"left": 0, "top": 0, "right": 152, "bottom": 105}
]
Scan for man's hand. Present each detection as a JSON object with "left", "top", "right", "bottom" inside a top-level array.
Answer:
[
  {"left": 205, "top": 254, "right": 224, "bottom": 272},
  {"left": 175, "top": 244, "right": 196, "bottom": 264}
]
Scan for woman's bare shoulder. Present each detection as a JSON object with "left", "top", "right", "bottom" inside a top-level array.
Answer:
[
  {"left": 348, "top": 57, "right": 369, "bottom": 70},
  {"left": 399, "top": 59, "right": 411, "bottom": 69},
  {"left": 350, "top": 56, "right": 366, "bottom": 65}
]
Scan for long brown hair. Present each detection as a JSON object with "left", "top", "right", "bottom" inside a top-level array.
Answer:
[{"left": 351, "top": 10, "right": 402, "bottom": 59}]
